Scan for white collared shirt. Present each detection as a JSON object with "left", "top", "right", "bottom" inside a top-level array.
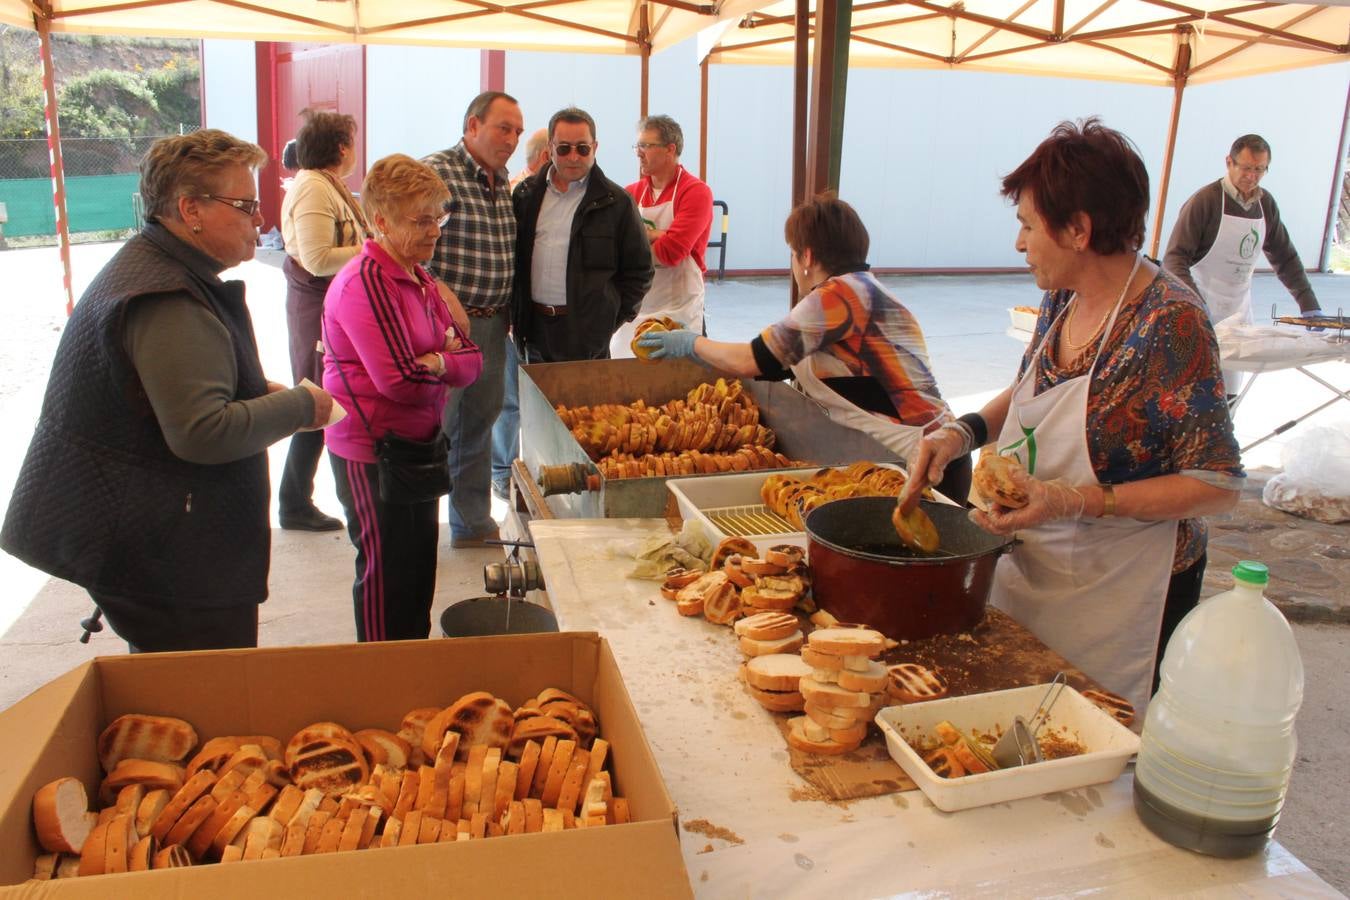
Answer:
[{"left": 530, "top": 168, "right": 590, "bottom": 307}]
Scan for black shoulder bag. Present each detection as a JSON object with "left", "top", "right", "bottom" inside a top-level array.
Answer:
[{"left": 325, "top": 324, "right": 451, "bottom": 505}]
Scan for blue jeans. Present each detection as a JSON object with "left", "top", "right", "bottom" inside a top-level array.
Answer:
[
  {"left": 444, "top": 311, "right": 508, "bottom": 540},
  {"left": 491, "top": 336, "right": 521, "bottom": 497}
]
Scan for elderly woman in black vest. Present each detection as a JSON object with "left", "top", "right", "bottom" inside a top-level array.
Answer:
[{"left": 1, "top": 129, "right": 333, "bottom": 653}]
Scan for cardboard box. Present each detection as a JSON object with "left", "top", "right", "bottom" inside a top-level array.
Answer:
[{"left": 0, "top": 633, "right": 691, "bottom": 898}]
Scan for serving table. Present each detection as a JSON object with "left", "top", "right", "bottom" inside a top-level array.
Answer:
[{"left": 526, "top": 517, "right": 1338, "bottom": 898}]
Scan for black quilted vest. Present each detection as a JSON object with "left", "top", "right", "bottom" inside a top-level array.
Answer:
[{"left": 1, "top": 224, "right": 273, "bottom": 608}]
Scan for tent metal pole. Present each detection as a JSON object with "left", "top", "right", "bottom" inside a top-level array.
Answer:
[
  {"left": 806, "top": 0, "right": 851, "bottom": 199},
  {"left": 1149, "top": 25, "right": 1191, "bottom": 260},
  {"left": 639, "top": 5, "right": 650, "bottom": 119},
  {"left": 790, "top": 0, "right": 809, "bottom": 306},
  {"left": 34, "top": 4, "right": 75, "bottom": 316},
  {"left": 1317, "top": 76, "right": 1350, "bottom": 272},
  {"left": 699, "top": 56, "right": 709, "bottom": 181}
]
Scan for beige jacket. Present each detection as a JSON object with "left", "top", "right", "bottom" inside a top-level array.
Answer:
[{"left": 280, "top": 169, "right": 366, "bottom": 277}]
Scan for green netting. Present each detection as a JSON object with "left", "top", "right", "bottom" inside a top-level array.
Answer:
[{"left": 0, "top": 173, "right": 140, "bottom": 237}]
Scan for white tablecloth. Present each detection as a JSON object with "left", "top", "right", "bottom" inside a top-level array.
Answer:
[
  {"left": 1217, "top": 324, "right": 1348, "bottom": 374},
  {"left": 527, "top": 518, "right": 1338, "bottom": 899}
]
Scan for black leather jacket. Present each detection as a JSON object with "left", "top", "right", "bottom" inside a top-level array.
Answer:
[{"left": 512, "top": 162, "right": 653, "bottom": 360}]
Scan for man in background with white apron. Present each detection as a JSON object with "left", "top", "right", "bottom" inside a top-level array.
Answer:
[
  {"left": 610, "top": 115, "right": 713, "bottom": 358},
  {"left": 1164, "top": 134, "right": 1324, "bottom": 398}
]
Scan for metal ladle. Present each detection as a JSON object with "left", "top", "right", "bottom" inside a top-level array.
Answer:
[{"left": 992, "top": 673, "right": 1068, "bottom": 768}]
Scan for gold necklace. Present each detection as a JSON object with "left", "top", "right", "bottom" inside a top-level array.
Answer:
[{"left": 1059, "top": 299, "right": 1112, "bottom": 352}]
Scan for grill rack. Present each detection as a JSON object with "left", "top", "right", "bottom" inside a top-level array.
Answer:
[{"left": 1270, "top": 303, "right": 1348, "bottom": 343}]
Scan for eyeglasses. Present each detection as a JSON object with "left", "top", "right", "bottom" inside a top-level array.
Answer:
[
  {"left": 406, "top": 212, "right": 451, "bottom": 230},
  {"left": 633, "top": 142, "right": 667, "bottom": 151},
  {"left": 201, "top": 194, "right": 261, "bottom": 216},
  {"left": 553, "top": 142, "right": 593, "bottom": 158},
  {"left": 1234, "top": 164, "right": 1269, "bottom": 176}
]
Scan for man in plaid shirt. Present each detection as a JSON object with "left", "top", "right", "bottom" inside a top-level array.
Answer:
[{"left": 422, "top": 91, "right": 523, "bottom": 547}]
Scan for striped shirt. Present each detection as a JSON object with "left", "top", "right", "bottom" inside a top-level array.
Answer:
[
  {"left": 760, "top": 271, "right": 952, "bottom": 432},
  {"left": 421, "top": 142, "right": 516, "bottom": 312}
]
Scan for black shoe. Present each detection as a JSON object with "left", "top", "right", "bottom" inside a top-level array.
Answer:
[{"left": 280, "top": 507, "right": 344, "bottom": 532}]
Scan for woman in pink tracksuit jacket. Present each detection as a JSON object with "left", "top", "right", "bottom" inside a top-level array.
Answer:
[{"left": 324, "top": 154, "right": 483, "bottom": 641}]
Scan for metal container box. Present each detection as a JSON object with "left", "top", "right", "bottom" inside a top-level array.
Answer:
[{"left": 518, "top": 357, "right": 901, "bottom": 518}]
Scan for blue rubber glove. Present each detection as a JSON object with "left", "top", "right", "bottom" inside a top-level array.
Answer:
[
  {"left": 1303, "top": 307, "right": 1325, "bottom": 332},
  {"left": 637, "top": 327, "right": 700, "bottom": 361}
]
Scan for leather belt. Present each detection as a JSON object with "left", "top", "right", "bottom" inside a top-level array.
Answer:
[
  {"left": 466, "top": 306, "right": 503, "bottom": 318},
  {"left": 532, "top": 302, "right": 567, "bottom": 318}
]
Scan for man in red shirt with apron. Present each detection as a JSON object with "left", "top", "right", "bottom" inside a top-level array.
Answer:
[{"left": 612, "top": 115, "right": 714, "bottom": 358}]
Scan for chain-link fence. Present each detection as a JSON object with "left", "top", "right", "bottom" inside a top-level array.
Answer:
[{"left": 0, "top": 130, "right": 197, "bottom": 239}]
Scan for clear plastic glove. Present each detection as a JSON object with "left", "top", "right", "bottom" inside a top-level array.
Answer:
[
  {"left": 969, "top": 469, "right": 1086, "bottom": 535},
  {"left": 907, "top": 422, "right": 972, "bottom": 494},
  {"left": 637, "top": 327, "right": 700, "bottom": 361},
  {"left": 1303, "top": 307, "right": 1325, "bottom": 333}
]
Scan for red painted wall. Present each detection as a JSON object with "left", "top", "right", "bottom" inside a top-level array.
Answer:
[{"left": 256, "top": 42, "right": 366, "bottom": 230}]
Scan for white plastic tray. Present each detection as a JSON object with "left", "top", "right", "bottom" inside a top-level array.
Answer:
[
  {"left": 875, "top": 684, "right": 1140, "bottom": 812},
  {"left": 1008, "top": 306, "right": 1038, "bottom": 333},
  {"left": 666, "top": 467, "right": 824, "bottom": 557}
]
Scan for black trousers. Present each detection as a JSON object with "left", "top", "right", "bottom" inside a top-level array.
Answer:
[
  {"left": 90, "top": 591, "right": 257, "bottom": 654},
  {"left": 279, "top": 429, "right": 327, "bottom": 516},
  {"left": 330, "top": 452, "right": 439, "bottom": 642},
  {"left": 1153, "top": 552, "right": 1207, "bottom": 693}
]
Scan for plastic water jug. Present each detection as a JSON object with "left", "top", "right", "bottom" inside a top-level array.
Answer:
[{"left": 1133, "top": 560, "right": 1304, "bottom": 858}]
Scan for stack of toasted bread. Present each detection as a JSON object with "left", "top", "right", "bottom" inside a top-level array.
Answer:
[
  {"left": 554, "top": 378, "right": 808, "bottom": 479},
  {"left": 785, "top": 627, "right": 892, "bottom": 756},
  {"left": 658, "top": 538, "right": 811, "bottom": 629},
  {"left": 760, "top": 462, "right": 915, "bottom": 529},
  {"left": 28, "top": 689, "right": 630, "bottom": 882}
]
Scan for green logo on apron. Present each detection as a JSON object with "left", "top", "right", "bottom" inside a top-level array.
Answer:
[
  {"left": 999, "top": 426, "right": 1037, "bottom": 476},
  {"left": 1238, "top": 227, "right": 1259, "bottom": 260}
]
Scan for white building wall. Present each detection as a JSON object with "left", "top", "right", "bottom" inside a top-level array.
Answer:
[
  {"left": 201, "top": 39, "right": 1348, "bottom": 272},
  {"left": 202, "top": 40, "right": 258, "bottom": 143},
  {"left": 364, "top": 46, "right": 482, "bottom": 162}
]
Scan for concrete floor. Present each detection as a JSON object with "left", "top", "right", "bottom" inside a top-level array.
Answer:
[{"left": 0, "top": 242, "right": 1346, "bottom": 891}]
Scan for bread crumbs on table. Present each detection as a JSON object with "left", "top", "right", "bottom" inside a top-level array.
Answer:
[{"left": 683, "top": 818, "right": 744, "bottom": 845}]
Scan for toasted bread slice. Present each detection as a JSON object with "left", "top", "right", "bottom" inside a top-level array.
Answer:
[
  {"left": 745, "top": 684, "right": 806, "bottom": 713},
  {"left": 434, "top": 692, "right": 514, "bottom": 757},
  {"left": 836, "top": 660, "right": 888, "bottom": 693},
  {"left": 744, "top": 654, "right": 813, "bottom": 692},
  {"left": 786, "top": 716, "right": 861, "bottom": 756},
  {"left": 98, "top": 714, "right": 198, "bottom": 773},
  {"left": 798, "top": 678, "right": 874, "bottom": 709},
  {"left": 737, "top": 630, "right": 805, "bottom": 658},
  {"left": 886, "top": 663, "right": 949, "bottom": 703},
  {"left": 806, "top": 626, "right": 887, "bottom": 658},
  {"left": 734, "top": 611, "right": 800, "bottom": 642},
  {"left": 98, "top": 759, "right": 186, "bottom": 808},
  {"left": 1082, "top": 688, "right": 1136, "bottom": 728},
  {"left": 288, "top": 735, "right": 369, "bottom": 797},
  {"left": 284, "top": 722, "right": 356, "bottom": 770},
  {"left": 354, "top": 729, "right": 412, "bottom": 769},
  {"left": 32, "top": 777, "right": 96, "bottom": 855}
]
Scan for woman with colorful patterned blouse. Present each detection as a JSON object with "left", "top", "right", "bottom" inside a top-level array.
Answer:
[
  {"left": 912, "top": 119, "right": 1244, "bottom": 715},
  {"left": 637, "top": 194, "right": 969, "bottom": 503}
]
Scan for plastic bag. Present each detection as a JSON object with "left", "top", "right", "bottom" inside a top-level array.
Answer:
[{"left": 1261, "top": 423, "right": 1350, "bottom": 524}]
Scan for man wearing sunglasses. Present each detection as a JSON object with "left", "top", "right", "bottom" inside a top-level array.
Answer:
[
  {"left": 1164, "top": 133, "right": 1324, "bottom": 396},
  {"left": 512, "top": 107, "right": 653, "bottom": 363}
]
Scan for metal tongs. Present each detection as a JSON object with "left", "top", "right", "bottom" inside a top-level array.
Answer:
[{"left": 992, "top": 673, "right": 1068, "bottom": 768}]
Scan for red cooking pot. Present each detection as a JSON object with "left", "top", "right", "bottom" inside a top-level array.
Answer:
[{"left": 805, "top": 496, "right": 1014, "bottom": 641}]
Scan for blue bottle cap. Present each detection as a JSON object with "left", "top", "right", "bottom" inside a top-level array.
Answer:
[{"left": 1233, "top": 560, "right": 1269, "bottom": 585}]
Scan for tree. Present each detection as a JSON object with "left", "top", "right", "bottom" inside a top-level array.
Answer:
[{"left": 59, "top": 69, "right": 159, "bottom": 138}]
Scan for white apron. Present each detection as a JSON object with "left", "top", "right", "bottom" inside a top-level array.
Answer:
[
  {"left": 790, "top": 356, "right": 927, "bottom": 461},
  {"left": 609, "top": 170, "right": 706, "bottom": 359},
  {"left": 1192, "top": 198, "right": 1265, "bottom": 394},
  {"left": 990, "top": 260, "right": 1177, "bottom": 717}
]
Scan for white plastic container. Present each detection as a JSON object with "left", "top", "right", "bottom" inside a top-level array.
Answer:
[
  {"left": 666, "top": 467, "right": 823, "bottom": 557},
  {"left": 1133, "top": 560, "right": 1304, "bottom": 858},
  {"left": 876, "top": 684, "right": 1140, "bottom": 812}
]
